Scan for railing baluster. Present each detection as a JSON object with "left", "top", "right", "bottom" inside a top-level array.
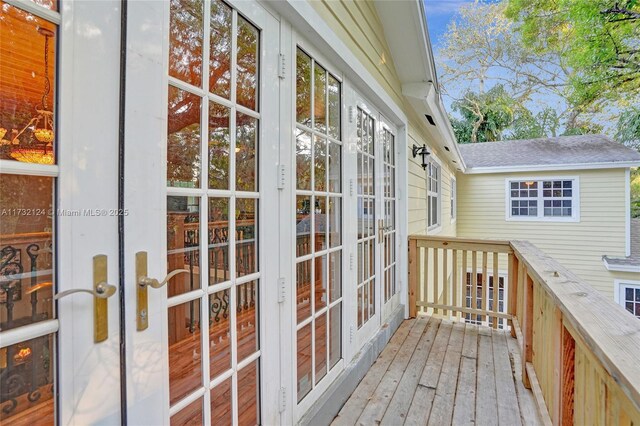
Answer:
[
  {"left": 508, "top": 253, "right": 517, "bottom": 337},
  {"left": 433, "top": 247, "right": 439, "bottom": 316},
  {"left": 452, "top": 249, "right": 458, "bottom": 321},
  {"left": 442, "top": 248, "right": 448, "bottom": 318},
  {"left": 481, "top": 251, "right": 488, "bottom": 325},
  {"left": 462, "top": 250, "right": 468, "bottom": 322},
  {"left": 492, "top": 252, "right": 499, "bottom": 329},
  {"left": 471, "top": 251, "right": 477, "bottom": 323}
]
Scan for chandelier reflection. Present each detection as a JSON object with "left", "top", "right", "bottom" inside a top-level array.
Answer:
[{"left": 2, "top": 27, "right": 55, "bottom": 165}]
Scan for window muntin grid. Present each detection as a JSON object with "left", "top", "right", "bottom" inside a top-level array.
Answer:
[
  {"left": 508, "top": 179, "right": 577, "bottom": 219},
  {"left": 295, "top": 47, "right": 343, "bottom": 403},
  {"left": 427, "top": 161, "right": 440, "bottom": 228},
  {"left": 382, "top": 128, "right": 397, "bottom": 303}
]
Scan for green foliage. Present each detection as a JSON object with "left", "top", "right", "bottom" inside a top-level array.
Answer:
[
  {"left": 506, "top": 0, "right": 640, "bottom": 107},
  {"left": 631, "top": 168, "right": 640, "bottom": 218},
  {"left": 616, "top": 107, "right": 640, "bottom": 151}
]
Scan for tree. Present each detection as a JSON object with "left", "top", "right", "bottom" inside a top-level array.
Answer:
[
  {"left": 506, "top": 0, "right": 640, "bottom": 108},
  {"left": 615, "top": 107, "right": 640, "bottom": 151}
]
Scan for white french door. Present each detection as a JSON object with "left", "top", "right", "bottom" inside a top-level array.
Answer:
[{"left": 123, "top": 1, "right": 280, "bottom": 425}]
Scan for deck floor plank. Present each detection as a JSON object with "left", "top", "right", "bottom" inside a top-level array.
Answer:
[
  {"left": 357, "top": 317, "right": 430, "bottom": 425},
  {"left": 332, "top": 317, "right": 542, "bottom": 426}
]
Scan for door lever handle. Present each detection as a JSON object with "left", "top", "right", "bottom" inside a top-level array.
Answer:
[
  {"left": 53, "top": 282, "right": 117, "bottom": 299},
  {"left": 138, "top": 269, "right": 190, "bottom": 289}
]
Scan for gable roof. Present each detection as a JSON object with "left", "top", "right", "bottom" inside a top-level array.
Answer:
[{"left": 459, "top": 135, "right": 640, "bottom": 173}]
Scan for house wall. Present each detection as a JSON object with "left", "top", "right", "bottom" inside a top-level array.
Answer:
[
  {"left": 309, "top": 1, "right": 458, "bottom": 238},
  {"left": 457, "top": 168, "right": 631, "bottom": 298}
]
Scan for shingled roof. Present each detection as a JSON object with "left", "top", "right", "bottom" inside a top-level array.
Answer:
[
  {"left": 458, "top": 134, "right": 640, "bottom": 171},
  {"left": 603, "top": 218, "right": 640, "bottom": 271}
]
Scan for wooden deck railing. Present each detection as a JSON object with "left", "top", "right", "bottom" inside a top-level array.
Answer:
[{"left": 408, "top": 235, "right": 640, "bottom": 425}]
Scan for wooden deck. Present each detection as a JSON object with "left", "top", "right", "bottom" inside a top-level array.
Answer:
[{"left": 332, "top": 316, "right": 541, "bottom": 426}]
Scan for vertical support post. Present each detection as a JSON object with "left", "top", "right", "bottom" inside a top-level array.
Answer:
[
  {"left": 433, "top": 248, "right": 439, "bottom": 315},
  {"left": 492, "top": 252, "right": 499, "bottom": 329},
  {"left": 452, "top": 249, "right": 458, "bottom": 320},
  {"left": 471, "top": 251, "right": 477, "bottom": 323},
  {"left": 408, "top": 238, "right": 417, "bottom": 318},
  {"left": 508, "top": 252, "right": 518, "bottom": 337},
  {"left": 522, "top": 272, "right": 534, "bottom": 389},
  {"left": 442, "top": 249, "right": 448, "bottom": 318}
]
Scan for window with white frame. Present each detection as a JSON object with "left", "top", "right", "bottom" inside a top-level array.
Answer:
[
  {"left": 507, "top": 178, "right": 579, "bottom": 221},
  {"left": 427, "top": 160, "right": 440, "bottom": 229},
  {"left": 450, "top": 177, "right": 457, "bottom": 221},
  {"left": 617, "top": 281, "right": 640, "bottom": 319}
]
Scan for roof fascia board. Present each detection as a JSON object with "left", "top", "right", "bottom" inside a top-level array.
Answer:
[
  {"left": 269, "top": 0, "right": 407, "bottom": 125},
  {"left": 464, "top": 162, "right": 640, "bottom": 174}
]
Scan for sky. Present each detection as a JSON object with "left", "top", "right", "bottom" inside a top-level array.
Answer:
[{"left": 423, "top": 0, "right": 475, "bottom": 49}]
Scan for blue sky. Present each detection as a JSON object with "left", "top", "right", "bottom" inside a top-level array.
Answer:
[{"left": 423, "top": 0, "right": 475, "bottom": 48}]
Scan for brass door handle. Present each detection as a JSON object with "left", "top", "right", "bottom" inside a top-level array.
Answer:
[
  {"left": 53, "top": 282, "right": 116, "bottom": 299},
  {"left": 138, "top": 269, "right": 190, "bottom": 289}
]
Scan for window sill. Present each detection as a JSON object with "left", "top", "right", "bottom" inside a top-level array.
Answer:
[{"left": 505, "top": 216, "right": 580, "bottom": 223}]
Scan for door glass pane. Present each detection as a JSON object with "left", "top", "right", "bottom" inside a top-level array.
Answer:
[
  {"left": 329, "top": 251, "right": 341, "bottom": 303},
  {"left": 296, "top": 195, "right": 311, "bottom": 257},
  {"left": 167, "top": 197, "right": 200, "bottom": 297},
  {"left": 168, "top": 301, "right": 202, "bottom": 405},
  {"left": 210, "top": 378, "right": 232, "bottom": 426},
  {"left": 329, "top": 305, "right": 341, "bottom": 368},
  {"left": 208, "top": 102, "right": 231, "bottom": 190},
  {"left": 314, "top": 255, "right": 327, "bottom": 312},
  {"left": 170, "top": 397, "right": 203, "bottom": 426},
  {"left": 314, "top": 136, "right": 326, "bottom": 191},
  {"left": 237, "top": 360, "right": 260, "bottom": 426},
  {"left": 0, "top": 3, "right": 57, "bottom": 165},
  {"left": 0, "top": 175, "right": 54, "bottom": 331},
  {"left": 314, "top": 196, "right": 326, "bottom": 251},
  {"left": 236, "top": 280, "right": 258, "bottom": 362},
  {"left": 236, "top": 198, "right": 257, "bottom": 277},
  {"left": 167, "top": 86, "right": 201, "bottom": 188},
  {"left": 235, "top": 113, "right": 257, "bottom": 192},
  {"left": 236, "top": 16, "right": 258, "bottom": 111},
  {"left": 209, "top": 289, "right": 231, "bottom": 379},
  {"left": 313, "top": 64, "right": 326, "bottom": 133},
  {"left": 169, "top": 0, "right": 203, "bottom": 88},
  {"left": 208, "top": 198, "right": 230, "bottom": 285},
  {"left": 296, "top": 50, "right": 312, "bottom": 127},
  {"left": 328, "top": 75, "right": 340, "bottom": 139},
  {"left": 0, "top": 334, "right": 55, "bottom": 423},
  {"left": 296, "top": 260, "right": 311, "bottom": 324},
  {"left": 297, "top": 324, "right": 312, "bottom": 402},
  {"left": 296, "top": 130, "right": 312, "bottom": 190},
  {"left": 209, "top": 0, "right": 232, "bottom": 98},
  {"left": 314, "top": 313, "right": 327, "bottom": 384},
  {"left": 328, "top": 142, "right": 341, "bottom": 193}
]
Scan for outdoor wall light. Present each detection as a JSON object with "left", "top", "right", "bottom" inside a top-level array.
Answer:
[{"left": 412, "top": 144, "right": 431, "bottom": 170}]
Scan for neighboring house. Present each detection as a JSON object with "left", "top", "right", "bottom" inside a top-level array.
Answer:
[
  {"left": 1, "top": 1, "right": 638, "bottom": 425},
  {"left": 455, "top": 135, "right": 640, "bottom": 316}
]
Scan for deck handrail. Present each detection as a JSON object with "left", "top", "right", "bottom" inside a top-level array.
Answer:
[{"left": 408, "top": 235, "right": 640, "bottom": 425}]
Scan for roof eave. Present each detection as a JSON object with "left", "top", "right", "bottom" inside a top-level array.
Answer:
[{"left": 464, "top": 161, "right": 640, "bottom": 174}]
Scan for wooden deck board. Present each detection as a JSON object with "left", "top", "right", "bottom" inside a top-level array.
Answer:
[{"left": 332, "top": 317, "right": 542, "bottom": 426}]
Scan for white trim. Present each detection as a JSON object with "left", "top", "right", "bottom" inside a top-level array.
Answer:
[
  {"left": 465, "top": 161, "right": 640, "bottom": 174},
  {"left": 504, "top": 176, "right": 581, "bottom": 223},
  {"left": 3, "top": 0, "right": 61, "bottom": 24},
  {"left": 450, "top": 176, "right": 457, "bottom": 223},
  {"left": 603, "top": 258, "right": 640, "bottom": 273},
  {"left": 625, "top": 168, "right": 631, "bottom": 257}
]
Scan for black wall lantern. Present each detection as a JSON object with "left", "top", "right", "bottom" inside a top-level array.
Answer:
[{"left": 412, "top": 144, "right": 431, "bottom": 170}]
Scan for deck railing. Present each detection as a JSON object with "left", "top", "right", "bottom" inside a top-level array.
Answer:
[{"left": 408, "top": 235, "right": 640, "bottom": 425}]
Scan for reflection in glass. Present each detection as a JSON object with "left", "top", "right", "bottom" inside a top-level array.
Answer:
[
  {"left": 0, "top": 4, "right": 57, "bottom": 164},
  {"left": 296, "top": 130, "right": 312, "bottom": 190},
  {"left": 296, "top": 260, "right": 311, "bottom": 324},
  {"left": 328, "top": 197, "right": 341, "bottom": 248},
  {"left": 167, "top": 196, "right": 200, "bottom": 298},
  {"left": 329, "top": 251, "right": 341, "bottom": 303},
  {"left": 296, "top": 49, "right": 312, "bottom": 126},
  {"left": 170, "top": 398, "right": 202, "bottom": 425},
  {"left": 328, "top": 142, "right": 341, "bottom": 193},
  {"left": 237, "top": 360, "right": 260, "bottom": 426},
  {"left": 314, "top": 313, "right": 327, "bottom": 383},
  {"left": 0, "top": 175, "right": 54, "bottom": 332},
  {"left": 167, "top": 86, "right": 201, "bottom": 187},
  {"left": 169, "top": 0, "right": 203, "bottom": 88},
  {"left": 314, "top": 255, "right": 327, "bottom": 312},
  {"left": 328, "top": 75, "right": 340, "bottom": 139},
  {"left": 314, "top": 136, "right": 326, "bottom": 191},
  {"left": 210, "top": 378, "right": 232, "bottom": 426},
  {"left": 297, "top": 323, "right": 312, "bottom": 402},
  {"left": 236, "top": 198, "right": 257, "bottom": 276},
  {"left": 168, "top": 301, "right": 202, "bottom": 405},
  {"left": 236, "top": 113, "right": 257, "bottom": 192},
  {"left": 236, "top": 16, "right": 259, "bottom": 111},
  {"left": 314, "top": 196, "right": 326, "bottom": 251},
  {"left": 236, "top": 281, "right": 258, "bottom": 362},
  {"left": 209, "top": 289, "right": 231, "bottom": 379},
  {"left": 209, "top": 102, "right": 230, "bottom": 190},
  {"left": 209, "top": 0, "right": 232, "bottom": 98},
  {"left": 329, "top": 305, "right": 341, "bottom": 368},
  {"left": 208, "top": 198, "right": 229, "bottom": 285},
  {"left": 0, "top": 334, "right": 54, "bottom": 423},
  {"left": 296, "top": 196, "right": 311, "bottom": 257},
  {"left": 313, "top": 63, "right": 326, "bottom": 132}
]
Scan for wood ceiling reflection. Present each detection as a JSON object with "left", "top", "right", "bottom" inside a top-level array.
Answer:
[{"left": 0, "top": 2, "right": 56, "bottom": 117}]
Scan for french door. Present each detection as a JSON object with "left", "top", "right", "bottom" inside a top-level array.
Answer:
[
  {"left": 351, "top": 94, "right": 399, "bottom": 348},
  {"left": 123, "top": 1, "right": 280, "bottom": 424}
]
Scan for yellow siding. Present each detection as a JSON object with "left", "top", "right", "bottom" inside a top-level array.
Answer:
[
  {"left": 310, "top": 0, "right": 457, "bottom": 237},
  {"left": 457, "top": 169, "right": 630, "bottom": 298}
]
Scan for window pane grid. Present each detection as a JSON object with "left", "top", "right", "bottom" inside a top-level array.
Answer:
[{"left": 508, "top": 179, "right": 575, "bottom": 219}]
